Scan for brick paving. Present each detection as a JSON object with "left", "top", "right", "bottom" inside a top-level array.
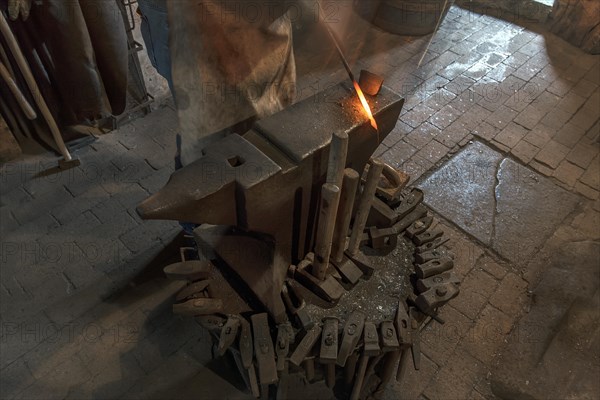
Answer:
[{"left": 1, "top": 4, "right": 599, "bottom": 400}]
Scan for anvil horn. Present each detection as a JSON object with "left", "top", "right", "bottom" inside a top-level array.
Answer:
[
  {"left": 136, "top": 134, "right": 281, "bottom": 227},
  {"left": 136, "top": 160, "right": 238, "bottom": 226}
]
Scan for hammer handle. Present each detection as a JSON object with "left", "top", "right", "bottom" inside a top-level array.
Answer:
[
  {"left": 313, "top": 183, "right": 341, "bottom": 280},
  {"left": 326, "top": 131, "right": 349, "bottom": 187},
  {"left": 0, "top": 61, "right": 36, "bottom": 119},
  {"left": 332, "top": 169, "right": 360, "bottom": 263},
  {"left": 350, "top": 354, "right": 370, "bottom": 400},
  {"left": 348, "top": 159, "right": 384, "bottom": 255}
]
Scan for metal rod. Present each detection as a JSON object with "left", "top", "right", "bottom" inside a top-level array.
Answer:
[
  {"left": 348, "top": 159, "right": 384, "bottom": 255},
  {"left": 0, "top": 11, "right": 72, "bottom": 161},
  {"left": 316, "top": 1, "right": 379, "bottom": 133},
  {"left": 313, "top": 183, "right": 341, "bottom": 280},
  {"left": 316, "top": 0, "right": 355, "bottom": 84},
  {"left": 332, "top": 169, "right": 360, "bottom": 263}
]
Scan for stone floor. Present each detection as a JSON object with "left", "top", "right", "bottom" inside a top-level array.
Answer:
[{"left": 1, "top": 3, "right": 599, "bottom": 400}]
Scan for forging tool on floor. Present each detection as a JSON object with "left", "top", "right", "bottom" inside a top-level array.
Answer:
[
  {"left": 217, "top": 316, "right": 241, "bottom": 356},
  {"left": 320, "top": 317, "right": 340, "bottom": 388},
  {"left": 275, "top": 322, "right": 294, "bottom": 373},
  {"left": 239, "top": 317, "right": 260, "bottom": 398},
  {"left": 350, "top": 321, "right": 380, "bottom": 400}
]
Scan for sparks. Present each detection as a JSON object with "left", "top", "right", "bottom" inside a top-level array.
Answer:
[{"left": 353, "top": 80, "right": 378, "bottom": 131}]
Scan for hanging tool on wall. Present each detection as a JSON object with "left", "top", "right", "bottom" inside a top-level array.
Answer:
[
  {"left": 0, "top": 60, "right": 35, "bottom": 119},
  {"left": 0, "top": 11, "right": 78, "bottom": 169}
]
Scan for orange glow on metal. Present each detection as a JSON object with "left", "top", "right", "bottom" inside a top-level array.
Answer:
[{"left": 353, "top": 80, "right": 378, "bottom": 131}]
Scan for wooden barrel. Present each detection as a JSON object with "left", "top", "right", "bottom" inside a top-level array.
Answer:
[
  {"left": 373, "top": 0, "right": 455, "bottom": 36},
  {"left": 353, "top": 0, "right": 383, "bottom": 22}
]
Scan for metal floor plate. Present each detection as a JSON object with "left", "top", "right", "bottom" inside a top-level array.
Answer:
[{"left": 420, "top": 141, "right": 581, "bottom": 264}]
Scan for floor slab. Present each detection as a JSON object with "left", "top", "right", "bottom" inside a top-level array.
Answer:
[
  {"left": 420, "top": 142, "right": 581, "bottom": 264},
  {"left": 492, "top": 158, "right": 581, "bottom": 262},
  {"left": 491, "top": 241, "right": 600, "bottom": 400},
  {"left": 420, "top": 142, "right": 504, "bottom": 244}
]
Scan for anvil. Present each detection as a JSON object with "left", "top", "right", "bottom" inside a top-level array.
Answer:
[{"left": 137, "top": 81, "right": 404, "bottom": 323}]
